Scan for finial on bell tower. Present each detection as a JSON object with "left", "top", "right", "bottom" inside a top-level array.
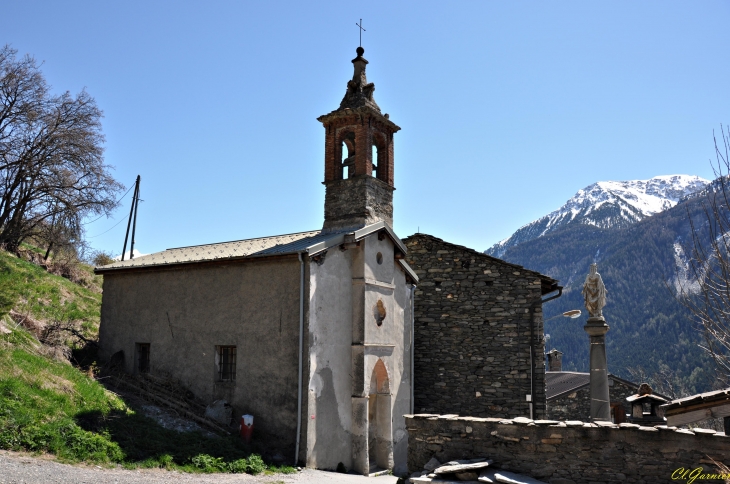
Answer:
[
  {"left": 356, "top": 18, "right": 365, "bottom": 48},
  {"left": 317, "top": 47, "right": 401, "bottom": 233}
]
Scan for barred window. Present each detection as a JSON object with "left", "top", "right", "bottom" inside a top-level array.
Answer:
[
  {"left": 217, "top": 346, "right": 236, "bottom": 381},
  {"left": 136, "top": 343, "right": 150, "bottom": 373}
]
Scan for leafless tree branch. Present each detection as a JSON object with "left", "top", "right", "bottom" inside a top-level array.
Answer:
[
  {"left": 0, "top": 45, "right": 122, "bottom": 254},
  {"left": 675, "top": 126, "right": 730, "bottom": 387}
]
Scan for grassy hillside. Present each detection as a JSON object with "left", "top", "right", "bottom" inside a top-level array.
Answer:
[
  {"left": 0, "top": 327, "right": 126, "bottom": 462},
  {"left": 0, "top": 248, "right": 102, "bottom": 336},
  {"left": 0, "top": 249, "right": 291, "bottom": 474}
]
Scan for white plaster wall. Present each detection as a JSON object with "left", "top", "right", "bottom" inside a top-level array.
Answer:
[
  {"left": 392, "top": 267, "right": 413, "bottom": 476},
  {"left": 361, "top": 235, "right": 412, "bottom": 476},
  {"left": 306, "top": 247, "right": 354, "bottom": 470},
  {"left": 305, "top": 233, "right": 412, "bottom": 475}
]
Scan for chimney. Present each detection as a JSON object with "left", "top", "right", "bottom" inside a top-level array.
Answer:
[{"left": 547, "top": 349, "right": 563, "bottom": 372}]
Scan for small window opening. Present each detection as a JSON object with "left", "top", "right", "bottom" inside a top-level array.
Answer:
[
  {"left": 374, "top": 299, "right": 386, "bottom": 326},
  {"left": 218, "top": 346, "right": 237, "bottom": 381},
  {"left": 372, "top": 145, "right": 378, "bottom": 178},
  {"left": 376, "top": 252, "right": 383, "bottom": 264},
  {"left": 136, "top": 343, "right": 150, "bottom": 373}
]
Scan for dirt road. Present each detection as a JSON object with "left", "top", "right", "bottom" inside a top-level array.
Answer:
[{"left": 0, "top": 451, "right": 400, "bottom": 484}]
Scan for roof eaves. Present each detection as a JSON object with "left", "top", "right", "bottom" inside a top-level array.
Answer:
[
  {"left": 306, "top": 233, "right": 347, "bottom": 257},
  {"left": 548, "top": 384, "right": 589, "bottom": 401},
  {"left": 354, "top": 221, "right": 408, "bottom": 255},
  {"left": 94, "top": 229, "right": 324, "bottom": 273},
  {"left": 661, "top": 387, "right": 730, "bottom": 411},
  {"left": 398, "top": 259, "right": 419, "bottom": 283},
  {"left": 626, "top": 394, "right": 668, "bottom": 403},
  {"left": 94, "top": 251, "right": 299, "bottom": 274}
]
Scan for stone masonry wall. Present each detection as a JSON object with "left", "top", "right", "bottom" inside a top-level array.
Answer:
[
  {"left": 404, "top": 234, "right": 550, "bottom": 419},
  {"left": 547, "top": 377, "right": 638, "bottom": 421},
  {"left": 322, "top": 175, "right": 394, "bottom": 232},
  {"left": 406, "top": 414, "right": 730, "bottom": 483}
]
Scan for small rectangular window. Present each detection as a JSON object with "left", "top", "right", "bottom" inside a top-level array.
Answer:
[
  {"left": 217, "top": 346, "right": 236, "bottom": 381},
  {"left": 136, "top": 343, "right": 150, "bottom": 373}
]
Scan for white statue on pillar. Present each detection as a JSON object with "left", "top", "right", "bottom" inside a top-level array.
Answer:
[{"left": 582, "top": 263, "right": 607, "bottom": 319}]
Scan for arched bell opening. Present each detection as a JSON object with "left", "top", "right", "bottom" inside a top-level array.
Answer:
[
  {"left": 371, "top": 132, "right": 387, "bottom": 181},
  {"left": 367, "top": 359, "right": 392, "bottom": 473},
  {"left": 339, "top": 132, "right": 356, "bottom": 180}
]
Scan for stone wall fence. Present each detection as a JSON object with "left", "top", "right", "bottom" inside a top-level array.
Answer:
[{"left": 406, "top": 414, "right": 730, "bottom": 483}]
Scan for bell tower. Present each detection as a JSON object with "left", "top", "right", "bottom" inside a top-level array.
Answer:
[{"left": 318, "top": 47, "right": 401, "bottom": 233}]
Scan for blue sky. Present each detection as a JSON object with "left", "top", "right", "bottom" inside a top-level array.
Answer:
[{"left": 2, "top": 1, "right": 729, "bottom": 255}]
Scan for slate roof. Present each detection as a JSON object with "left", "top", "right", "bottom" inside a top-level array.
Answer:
[
  {"left": 95, "top": 230, "right": 323, "bottom": 272},
  {"left": 626, "top": 393, "right": 668, "bottom": 404},
  {"left": 546, "top": 371, "right": 591, "bottom": 400},
  {"left": 95, "top": 221, "right": 416, "bottom": 283},
  {"left": 545, "top": 371, "right": 650, "bottom": 400},
  {"left": 661, "top": 388, "right": 730, "bottom": 413}
]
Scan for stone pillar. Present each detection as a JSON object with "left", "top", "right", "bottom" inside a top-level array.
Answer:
[
  {"left": 584, "top": 317, "right": 610, "bottom": 421},
  {"left": 351, "top": 396, "right": 370, "bottom": 475},
  {"left": 375, "top": 394, "right": 393, "bottom": 470}
]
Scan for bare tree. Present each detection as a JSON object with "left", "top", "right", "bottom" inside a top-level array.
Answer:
[
  {"left": 676, "top": 126, "right": 730, "bottom": 387},
  {"left": 0, "top": 45, "right": 122, "bottom": 254},
  {"left": 627, "top": 364, "right": 694, "bottom": 400}
]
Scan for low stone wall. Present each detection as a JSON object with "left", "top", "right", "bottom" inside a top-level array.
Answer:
[{"left": 406, "top": 414, "right": 730, "bottom": 483}]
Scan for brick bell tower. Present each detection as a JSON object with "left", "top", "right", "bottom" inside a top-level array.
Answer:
[{"left": 318, "top": 47, "right": 401, "bottom": 233}]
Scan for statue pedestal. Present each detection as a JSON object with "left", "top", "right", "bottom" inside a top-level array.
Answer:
[{"left": 584, "top": 317, "right": 610, "bottom": 422}]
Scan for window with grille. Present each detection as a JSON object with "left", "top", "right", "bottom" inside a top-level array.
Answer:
[
  {"left": 217, "top": 346, "right": 236, "bottom": 381},
  {"left": 136, "top": 343, "right": 150, "bottom": 373}
]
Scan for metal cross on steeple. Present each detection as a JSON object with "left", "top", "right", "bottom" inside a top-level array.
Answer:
[{"left": 356, "top": 19, "right": 366, "bottom": 47}]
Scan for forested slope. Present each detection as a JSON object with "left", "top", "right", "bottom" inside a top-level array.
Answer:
[{"left": 500, "top": 193, "right": 717, "bottom": 393}]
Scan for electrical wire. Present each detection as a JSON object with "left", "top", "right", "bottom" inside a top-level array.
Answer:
[
  {"left": 81, "top": 182, "right": 136, "bottom": 226},
  {"left": 86, "top": 216, "right": 128, "bottom": 238}
]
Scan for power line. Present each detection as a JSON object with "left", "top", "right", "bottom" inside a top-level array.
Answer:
[
  {"left": 81, "top": 182, "right": 136, "bottom": 226},
  {"left": 87, "top": 216, "right": 127, "bottom": 238}
]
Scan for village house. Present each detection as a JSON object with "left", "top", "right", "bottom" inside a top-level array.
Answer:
[
  {"left": 403, "top": 234, "right": 560, "bottom": 420},
  {"left": 96, "top": 46, "right": 417, "bottom": 476},
  {"left": 544, "top": 349, "right": 669, "bottom": 423}
]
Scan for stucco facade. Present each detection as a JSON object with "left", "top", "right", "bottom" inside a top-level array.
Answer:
[
  {"left": 304, "top": 233, "right": 414, "bottom": 474},
  {"left": 99, "top": 256, "right": 303, "bottom": 453},
  {"left": 98, "top": 229, "right": 415, "bottom": 474}
]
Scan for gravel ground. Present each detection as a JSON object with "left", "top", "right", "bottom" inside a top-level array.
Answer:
[{"left": 0, "top": 451, "right": 400, "bottom": 484}]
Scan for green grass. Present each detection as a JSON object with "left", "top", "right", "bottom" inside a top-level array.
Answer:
[
  {"left": 0, "top": 249, "right": 102, "bottom": 336},
  {"left": 0, "top": 325, "right": 294, "bottom": 474},
  {"left": 0, "top": 328, "right": 125, "bottom": 462}
]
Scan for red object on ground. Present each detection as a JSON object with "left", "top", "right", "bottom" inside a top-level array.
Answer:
[{"left": 240, "top": 414, "right": 254, "bottom": 443}]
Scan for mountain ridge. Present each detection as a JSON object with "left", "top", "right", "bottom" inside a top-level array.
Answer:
[{"left": 487, "top": 174, "right": 709, "bottom": 258}]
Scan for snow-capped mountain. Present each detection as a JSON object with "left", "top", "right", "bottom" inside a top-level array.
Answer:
[{"left": 486, "top": 175, "right": 709, "bottom": 258}]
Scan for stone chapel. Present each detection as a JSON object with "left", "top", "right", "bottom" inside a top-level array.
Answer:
[{"left": 96, "top": 46, "right": 417, "bottom": 475}]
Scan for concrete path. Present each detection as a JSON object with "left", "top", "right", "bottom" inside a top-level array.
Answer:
[{"left": 0, "top": 451, "right": 400, "bottom": 484}]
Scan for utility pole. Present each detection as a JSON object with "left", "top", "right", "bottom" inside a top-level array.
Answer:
[
  {"left": 130, "top": 177, "right": 140, "bottom": 260},
  {"left": 121, "top": 175, "right": 140, "bottom": 261}
]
